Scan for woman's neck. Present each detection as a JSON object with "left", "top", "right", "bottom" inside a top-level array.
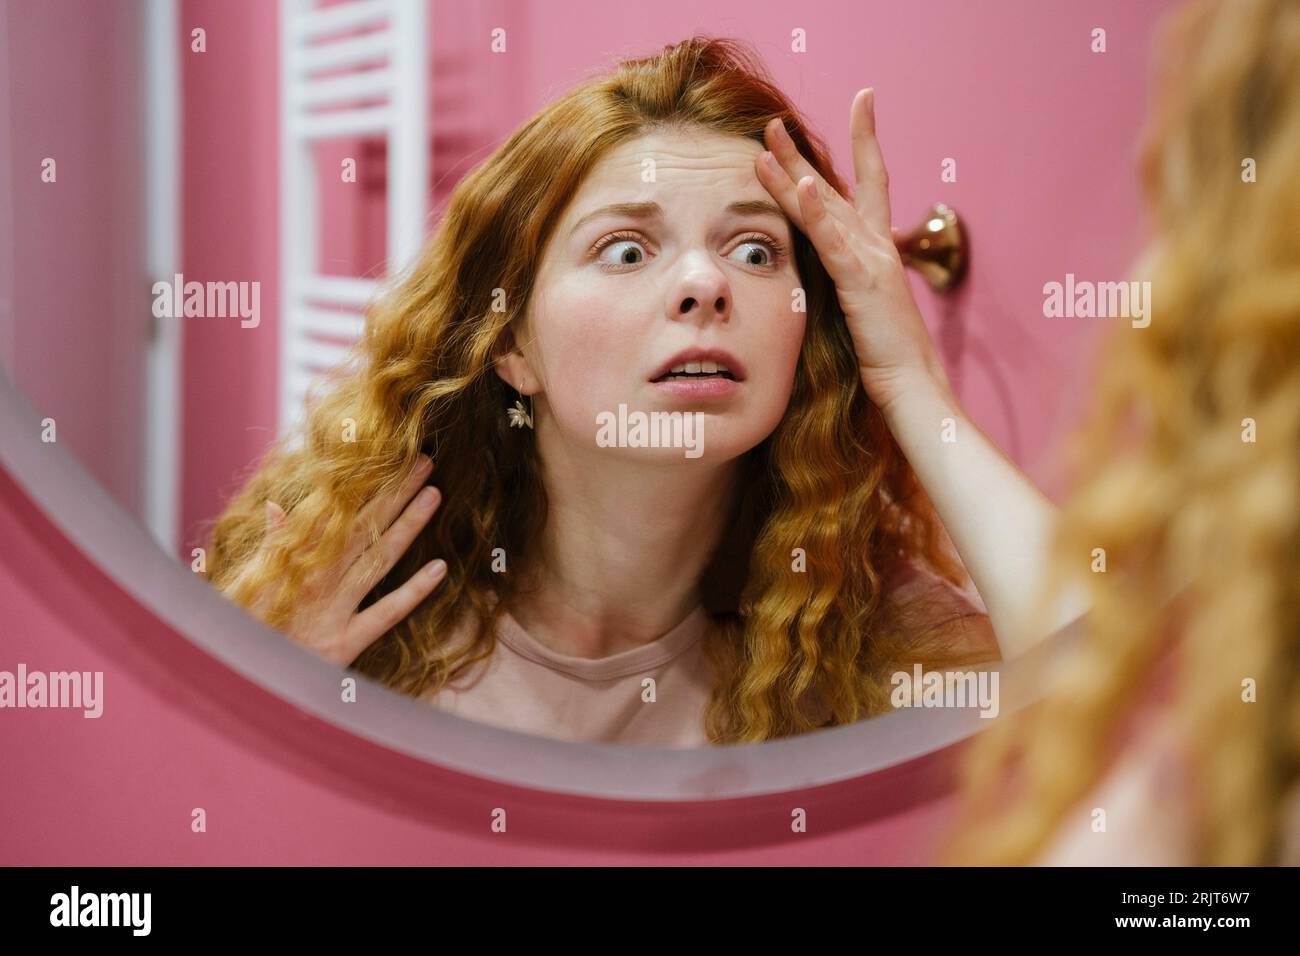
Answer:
[{"left": 506, "top": 447, "right": 739, "bottom": 659}]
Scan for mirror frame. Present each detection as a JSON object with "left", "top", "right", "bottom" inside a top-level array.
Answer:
[{"left": 0, "top": 367, "right": 1075, "bottom": 803}]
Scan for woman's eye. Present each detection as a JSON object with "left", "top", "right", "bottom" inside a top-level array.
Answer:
[
  {"left": 593, "top": 234, "right": 648, "bottom": 270},
  {"left": 730, "top": 238, "right": 781, "bottom": 268}
]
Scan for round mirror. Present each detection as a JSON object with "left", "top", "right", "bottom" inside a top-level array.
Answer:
[{"left": 0, "top": 0, "right": 1154, "bottom": 814}]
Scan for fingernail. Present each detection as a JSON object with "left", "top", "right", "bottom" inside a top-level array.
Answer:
[
  {"left": 417, "top": 485, "right": 438, "bottom": 507},
  {"left": 425, "top": 559, "right": 446, "bottom": 579}
]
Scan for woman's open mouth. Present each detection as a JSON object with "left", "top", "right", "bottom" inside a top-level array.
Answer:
[
  {"left": 650, "top": 363, "right": 742, "bottom": 398},
  {"left": 650, "top": 360, "right": 737, "bottom": 383}
]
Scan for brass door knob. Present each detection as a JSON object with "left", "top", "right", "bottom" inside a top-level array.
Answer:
[{"left": 895, "top": 202, "right": 969, "bottom": 293}]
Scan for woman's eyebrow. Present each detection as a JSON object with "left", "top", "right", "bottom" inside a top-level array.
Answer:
[
  {"left": 568, "top": 202, "right": 662, "bottom": 238},
  {"left": 726, "top": 199, "right": 787, "bottom": 223},
  {"left": 567, "top": 199, "right": 789, "bottom": 239}
]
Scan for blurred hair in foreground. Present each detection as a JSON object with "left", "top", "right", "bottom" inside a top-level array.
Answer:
[{"left": 944, "top": 0, "right": 1300, "bottom": 865}]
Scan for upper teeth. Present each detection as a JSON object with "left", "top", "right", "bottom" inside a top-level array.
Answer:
[{"left": 669, "top": 360, "right": 729, "bottom": 374}]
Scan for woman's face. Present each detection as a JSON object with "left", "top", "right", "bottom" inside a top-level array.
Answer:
[{"left": 506, "top": 127, "right": 806, "bottom": 464}]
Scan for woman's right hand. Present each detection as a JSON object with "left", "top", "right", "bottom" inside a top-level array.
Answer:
[{"left": 221, "top": 454, "right": 447, "bottom": 668}]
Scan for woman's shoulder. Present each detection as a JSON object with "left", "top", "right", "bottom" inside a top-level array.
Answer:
[
  {"left": 883, "top": 556, "right": 986, "bottom": 610},
  {"left": 879, "top": 556, "right": 999, "bottom": 659}
]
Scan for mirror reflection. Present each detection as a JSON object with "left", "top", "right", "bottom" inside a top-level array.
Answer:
[{"left": 7, "top": 2, "right": 1142, "bottom": 751}]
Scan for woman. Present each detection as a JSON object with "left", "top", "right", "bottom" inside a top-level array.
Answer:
[
  {"left": 943, "top": 0, "right": 1300, "bottom": 864},
  {"left": 206, "top": 37, "right": 1062, "bottom": 746}
]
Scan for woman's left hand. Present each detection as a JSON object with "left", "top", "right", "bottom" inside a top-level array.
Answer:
[
  {"left": 755, "top": 92, "right": 1074, "bottom": 659},
  {"left": 755, "top": 88, "right": 950, "bottom": 412}
]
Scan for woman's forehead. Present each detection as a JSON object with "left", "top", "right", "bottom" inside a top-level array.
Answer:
[
  {"left": 564, "top": 130, "right": 771, "bottom": 226},
  {"left": 592, "top": 128, "right": 763, "bottom": 178}
]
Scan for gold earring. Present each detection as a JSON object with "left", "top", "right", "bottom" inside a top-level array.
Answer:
[{"left": 507, "top": 379, "right": 534, "bottom": 429}]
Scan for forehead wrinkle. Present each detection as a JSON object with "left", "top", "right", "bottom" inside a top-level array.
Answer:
[
  {"left": 560, "top": 133, "right": 781, "bottom": 238},
  {"left": 593, "top": 132, "right": 762, "bottom": 179}
]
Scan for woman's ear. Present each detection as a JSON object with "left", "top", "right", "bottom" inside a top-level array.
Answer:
[{"left": 492, "top": 329, "right": 539, "bottom": 394}]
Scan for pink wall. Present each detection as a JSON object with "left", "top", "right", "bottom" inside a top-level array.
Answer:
[{"left": 179, "top": 0, "right": 281, "bottom": 559}]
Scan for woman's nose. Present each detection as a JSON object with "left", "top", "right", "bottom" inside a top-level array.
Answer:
[
  {"left": 673, "top": 260, "right": 731, "bottom": 323},
  {"left": 677, "top": 292, "right": 728, "bottom": 318}
]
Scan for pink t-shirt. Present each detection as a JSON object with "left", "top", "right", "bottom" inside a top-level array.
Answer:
[{"left": 420, "top": 560, "right": 994, "bottom": 747}]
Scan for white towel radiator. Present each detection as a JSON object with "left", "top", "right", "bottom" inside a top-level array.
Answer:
[{"left": 278, "top": 0, "right": 428, "bottom": 437}]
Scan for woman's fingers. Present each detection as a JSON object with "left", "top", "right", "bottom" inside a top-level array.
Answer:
[
  {"left": 263, "top": 499, "right": 286, "bottom": 538},
  {"left": 794, "top": 175, "right": 858, "bottom": 280},
  {"left": 755, "top": 147, "right": 800, "bottom": 225},
  {"left": 338, "top": 480, "right": 443, "bottom": 606},
  {"left": 757, "top": 144, "right": 860, "bottom": 292},
  {"left": 344, "top": 558, "right": 448, "bottom": 659},
  {"left": 250, "top": 500, "right": 287, "bottom": 563},
  {"left": 760, "top": 118, "right": 856, "bottom": 230},
  {"left": 241, "top": 500, "right": 288, "bottom": 610},
  {"left": 756, "top": 98, "right": 893, "bottom": 244},
  {"left": 849, "top": 88, "right": 891, "bottom": 235},
  {"left": 335, "top": 455, "right": 434, "bottom": 573}
]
